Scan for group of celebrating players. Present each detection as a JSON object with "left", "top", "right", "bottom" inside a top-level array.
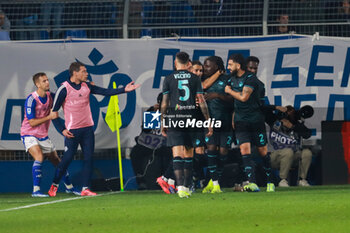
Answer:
[{"left": 157, "top": 52, "right": 278, "bottom": 198}]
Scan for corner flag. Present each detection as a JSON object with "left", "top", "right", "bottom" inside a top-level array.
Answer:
[
  {"left": 105, "top": 82, "right": 124, "bottom": 191},
  {"left": 105, "top": 82, "right": 122, "bottom": 132}
]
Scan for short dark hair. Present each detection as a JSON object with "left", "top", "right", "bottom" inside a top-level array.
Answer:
[
  {"left": 69, "top": 62, "right": 85, "bottom": 77},
  {"left": 286, "top": 105, "right": 297, "bottom": 124},
  {"left": 229, "top": 53, "right": 246, "bottom": 71},
  {"left": 278, "top": 11, "right": 289, "bottom": 16},
  {"left": 191, "top": 60, "right": 203, "bottom": 67},
  {"left": 32, "top": 72, "right": 46, "bottom": 86},
  {"left": 205, "top": 56, "right": 225, "bottom": 72},
  {"left": 277, "top": 11, "right": 289, "bottom": 19},
  {"left": 176, "top": 52, "right": 190, "bottom": 65},
  {"left": 246, "top": 56, "right": 260, "bottom": 64}
]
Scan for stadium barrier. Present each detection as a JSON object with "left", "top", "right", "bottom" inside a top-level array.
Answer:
[
  {"left": 0, "top": 159, "right": 137, "bottom": 192},
  {"left": 0, "top": 0, "right": 349, "bottom": 40}
]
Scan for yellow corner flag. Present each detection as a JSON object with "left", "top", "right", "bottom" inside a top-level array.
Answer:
[
  {"left": 105, "top": 82, "right": 122, "bottom": 132},
  {"left": 105, "top": 82, "right": 124, "bottom": 191}
]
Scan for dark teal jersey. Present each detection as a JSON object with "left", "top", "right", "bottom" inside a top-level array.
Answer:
[
  {"left": 227, "top": 71, "right": 264, "bottom": 123},
  {"left": 256, "top": 78, "right": 266, "bottom": 106},
  {"left": 204, "top": 74, "right": 233, "bottom": 129},
  {"left": 162, "top": 70, "right": 203, "bottom": 117}
]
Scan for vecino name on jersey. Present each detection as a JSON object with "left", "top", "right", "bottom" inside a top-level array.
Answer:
[
  {"left": 162, "top": 118, "right": 221, "bottom": 128},
  {"left": 174, "top": 73, "right": 192, "bottom": 79}
]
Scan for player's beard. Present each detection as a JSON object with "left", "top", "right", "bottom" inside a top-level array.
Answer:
[{"left": 230, "top": 70, "right": 238, "bottom": 76}]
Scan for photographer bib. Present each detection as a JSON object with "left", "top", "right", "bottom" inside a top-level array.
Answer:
[
  {"left": 137, "top": 131, "right": 166, "bottom": 150},
  {"left": 269, "top": 129, "right": 299, "bottom": 151}
]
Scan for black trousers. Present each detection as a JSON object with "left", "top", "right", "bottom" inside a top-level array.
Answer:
[{"left": 130, "top": 144, "right": 172, "bottom": 189}]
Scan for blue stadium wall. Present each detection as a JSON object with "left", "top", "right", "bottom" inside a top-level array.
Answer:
[{"left": 0, "top": 159, "right": 137, "bottom": 193}]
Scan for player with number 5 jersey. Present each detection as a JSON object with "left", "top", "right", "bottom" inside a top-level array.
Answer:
[{"left": 161, "top": 51, "right": 213, "bottom": 198}]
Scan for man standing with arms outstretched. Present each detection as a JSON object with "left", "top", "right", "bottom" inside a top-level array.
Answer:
[
  {"left": 225, "top": 54, "right": 275, "bottom": 192},
  {"left": 21, "top": 72, "right": 80, "bottom": 197},
  {"left": 161, "top": 52, "right": 213, "bottom": 198},
  {"left": 48, "top": 62, "right": 140, "bottom": 196}
]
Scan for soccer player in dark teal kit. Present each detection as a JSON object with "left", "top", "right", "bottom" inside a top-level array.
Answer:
[
  {"left": 201, "top": 56, "right": 233, "bottom": 194},
  {"left": 225, "top": 54, "right": 275, "bottom": 192},
  {"left": 161, "top": 52, "right": 213, "bottom": 198}
]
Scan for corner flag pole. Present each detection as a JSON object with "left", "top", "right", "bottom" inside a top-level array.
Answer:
[
  {"left": 116, "top": 120, "right": 124, "bottom": 192},
  {"left": 113, "top": 82, "right": 124, "bottom": 192},
  {"left": 105, "top": 82, "right": 124, "bottom": 192}
]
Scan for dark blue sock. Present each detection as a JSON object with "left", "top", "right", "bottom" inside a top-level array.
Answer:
[
  {"left": 164, "top": 159, "right": 174, "bottom": 180},
  {"left": 173, "top": 156, "right": 184, "bottom": 186},
  {"left": 207, "top": 150, "right": 218, "bottom": 181},
  {"left": 262, "top": 153, "right": 272, "bottom": 183},
  {"left": 62, "top": 171, "right": 73, "bottom": 188},
  {"left": 183, "top": 157, "right": 193, "bottom": 188},
  {"left": 242, "top": 154, "right": 256, "bottom": 183},
  {"left": 193, "top": 152, "right": 205, "bottom": 181},
  {"left": 32, "top": 161, "right": 42, "bottom": 192},
  {"left": 217, "top": 153, "right": 228, "bottom": 179}
]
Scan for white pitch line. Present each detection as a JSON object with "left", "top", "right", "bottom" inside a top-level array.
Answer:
[{"left": 0, "top": 191, "right": 121, "bottom": 212}]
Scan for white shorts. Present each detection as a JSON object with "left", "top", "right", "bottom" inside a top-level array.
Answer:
[{"left": 21, "top": 136, "right": 56, "bottom": 154}]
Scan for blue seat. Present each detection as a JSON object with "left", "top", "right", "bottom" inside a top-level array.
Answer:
[
  {"left": 65, "top": 30, "right": 87, "bottom": 38},
  {"left": 141, "top": 2, "right": 154, "bottom": 37},
  {"left": 40, "top": 31, "right": 49, "bottom": 40},
  {"left": 0, "top": 31, "right": 10, "bottom": 41},
  {"left": 169, "top": 1, "right": 198, "bottom": 36}
]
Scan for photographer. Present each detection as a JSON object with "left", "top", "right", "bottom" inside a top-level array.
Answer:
[
  {"left": 130, "top": 93, "right": 172, "bottom": 190},
  {"left": 266, "top": 105, "right": 313, "bottom": 187}
]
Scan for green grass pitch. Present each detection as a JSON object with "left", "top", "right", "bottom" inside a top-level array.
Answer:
[{"left": 0, "top": 185, "right": 349, "bottom": 233}]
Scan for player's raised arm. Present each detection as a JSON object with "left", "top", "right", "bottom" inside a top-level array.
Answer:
[
  {"left": 202, "top": 70, "right": 222, "bottom": 90},
  {"left": 87, "top": 81, "right": 140, "bottom": 96},
  {"left": 125, "top": 81, "right": 140, "bottom": 92},
  {"left": 225, "top": 85, "right": 253, "bottom": 102}
]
